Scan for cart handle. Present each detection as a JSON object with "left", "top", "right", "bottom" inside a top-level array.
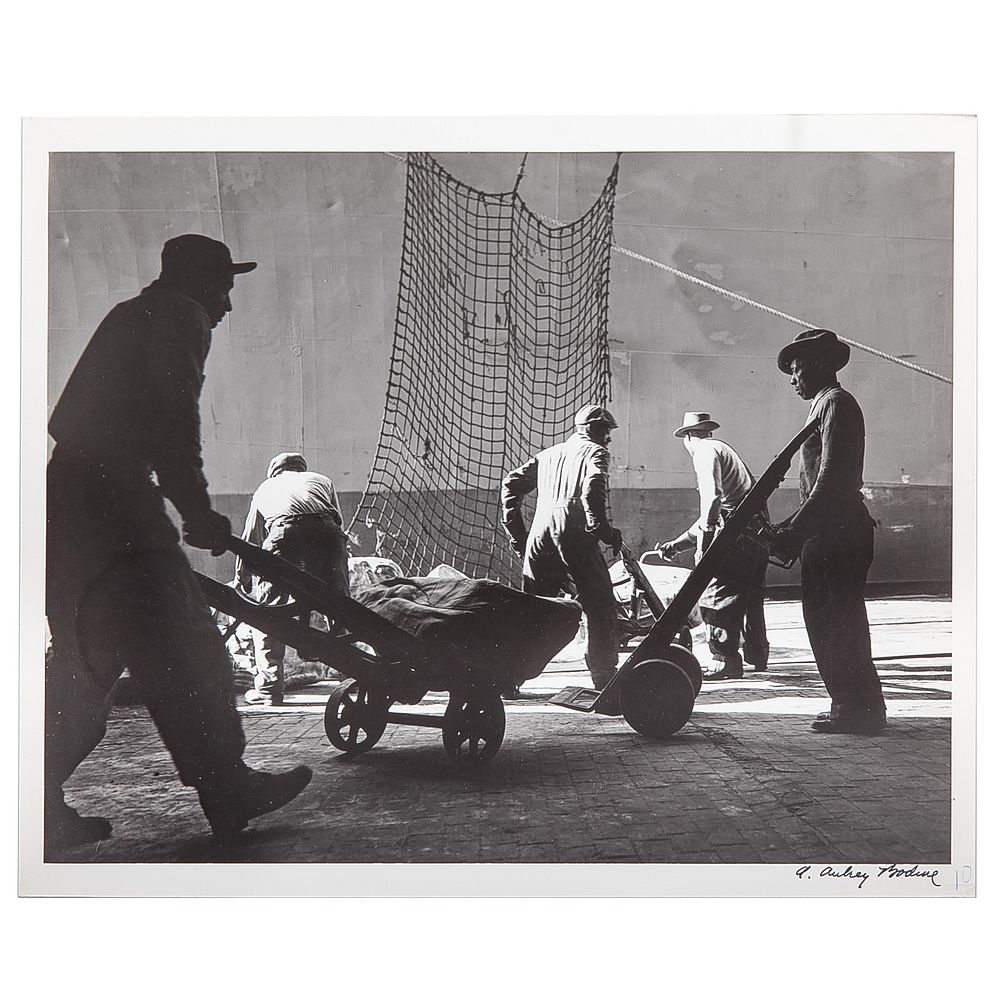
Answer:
[
  {"left": 638, "top": 549, "right": 672, "bottom": 565},
  {"left": 223, "top": 534, "right": 433, "bottom": 663},
  {"left": 609, "top": 546, "right": 638, "bottom": 587}
]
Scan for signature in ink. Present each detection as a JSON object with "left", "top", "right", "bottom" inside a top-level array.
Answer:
[{"left": 795, "top": 863, "right": 941, "bottom": 889}]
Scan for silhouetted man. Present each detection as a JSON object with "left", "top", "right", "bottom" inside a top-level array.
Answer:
[
  {"left": 45, "top": 234, "right": 312, "bottom": 851},
  {"left": 771, "top": 329, "right": 886, "bottom": 735}
]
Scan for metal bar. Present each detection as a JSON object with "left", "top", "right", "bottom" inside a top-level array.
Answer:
[
  {"left": 385, "top": 711, "right": 446, "bottom": 730},
  {"left": 619, "top": 544, "right": 666, "bottom": 619}
]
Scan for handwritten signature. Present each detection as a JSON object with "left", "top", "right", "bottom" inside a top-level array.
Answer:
[{"left": 795, "top": 863, "right": 941, "bottom": 889}]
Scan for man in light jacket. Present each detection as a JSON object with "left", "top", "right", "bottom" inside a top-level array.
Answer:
[
  {"left": 234, "top": 452, "right": 350, "bottom": 705},
  {"left": 657, "top": 412, "right": 770, "bottom": 680},
  {"left": 501, "top": 405, "right": 622, "bottom": 689}
]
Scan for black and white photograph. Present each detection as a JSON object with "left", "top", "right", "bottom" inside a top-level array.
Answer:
[{"left": 18, "top": 116, "right": 976, "bottom": 897}]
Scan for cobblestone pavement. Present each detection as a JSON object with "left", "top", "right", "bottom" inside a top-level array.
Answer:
[{"left": 51, "top": 598, "right": 951, "bottom": 865}]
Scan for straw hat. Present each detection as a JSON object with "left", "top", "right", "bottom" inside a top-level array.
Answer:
[{"left": 673, "top": 411, "right": 720, "bottom": 438}]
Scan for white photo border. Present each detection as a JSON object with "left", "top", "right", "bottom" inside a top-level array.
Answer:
[{"left": 19, "top": 115, "right": 977, "bottom": 897}]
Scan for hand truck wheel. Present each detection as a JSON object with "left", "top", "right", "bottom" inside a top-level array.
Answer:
[
  {"left": 619, "top": 659, "right": 696, "bottom": 739},
  {"left": 442, "top": 688, "right": 506, "bottom": 764},
  {"left": 666, "top": 642, "right": 703, "bottom": 697},
  {"left": 324, "top": 679, "right": 388, "bottom": 754}
]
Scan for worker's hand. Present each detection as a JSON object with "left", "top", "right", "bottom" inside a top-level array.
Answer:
[
  {"left": 657, "top": 540, "right": 677, "bottom": 561},
  {"left": 183, "top": 509, "right": 232, "bottom": 556},
  {"left": 609, "top": 527, "right": 623, "bottom": 556},
  {"left": 770, "top": 527, "right": 802, "bottom": 565},
  {"left": 592, "top": 523, "right": 622, "bottom": 553}
]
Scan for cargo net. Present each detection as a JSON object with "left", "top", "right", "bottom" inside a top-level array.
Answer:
[{"left": 351, "top": 152, "right": 620, "bottom": 585}]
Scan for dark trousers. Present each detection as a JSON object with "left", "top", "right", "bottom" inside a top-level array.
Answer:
[
  {"left": 251, "top": 514, "right": 350, "bottom": 693},
  {"left": 702, "top": 545, "right": 769, "bottom": 667},
  {"left": 742, "top": 557, "right": 770, "bottom": 667},
  {"left": 46, "top": 546, "right": 247, "bottom": 795},
  {"left": 522, "top": 515, "right": 619, "bottom": 685},
  {"left": 800, "top": 518, "right": 885, "bottom": 720}
]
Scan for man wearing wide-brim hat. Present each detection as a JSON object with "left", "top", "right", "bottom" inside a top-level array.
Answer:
[
  {"left": 656, "top": 412, "right": 770, "bottom": 680},
  {"left": 770, "top": 329, "right": 886, "bottom": 735}
]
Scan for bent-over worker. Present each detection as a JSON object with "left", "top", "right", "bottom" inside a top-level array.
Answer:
[
  {"left": 234, "top": 452, "right": 350, "bottom": 706},
  {"left": 657, "top": 412, "right": 769, "bottom": 680},
  {"left": 501, "top": 405, "right": 622, "bottom": 689}
]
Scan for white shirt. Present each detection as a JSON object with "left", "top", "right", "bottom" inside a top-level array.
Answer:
[
  {"left": 234, "top": 469, "right": 344, "bottom": 592},
  {"left": 688, "top": 437, "right": 753, "bottom": 534},
  {"left": 249, "top": 470, "right": 343, "bottom": 526}
]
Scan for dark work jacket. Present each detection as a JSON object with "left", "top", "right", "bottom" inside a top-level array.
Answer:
[
  {"left": 48, "top": 280, "right": 215, "bottom": 523},
  {"left": 500, "top": 431, "right": 614, "bottom": 547},
  {"left": 47, "top": 282, "right": 216, "bottom": 627},
  {"left": 790, "top": 383, "right": 870, "bottom": 538}
]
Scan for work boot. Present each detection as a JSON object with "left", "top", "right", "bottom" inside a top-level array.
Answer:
[
  {"left": 812, "top": 705, "right": 887, "bottom": 736},
  {"left": 45, "top": 792, "right": 112, "bottom": 852},
  {"left": 585, "top": 653, "right": 617, "bottom": 691},
  {"left": 197, "top": 764, "right": 313, "bottom": 840},
  {"left": 703, "top": 655, "right": 743, "bottom": 681},
  {"left": 248, "top": 657, "right": 284, "bottom": 706},
  {"left": 244, "top": 688, "right": 283, "bottom": 707},
  {"left": 812, "top": 716, "right": 887, "bottom": 735},
  {"left": 744, "top": 643, "right": 770, "bottom": 673}
]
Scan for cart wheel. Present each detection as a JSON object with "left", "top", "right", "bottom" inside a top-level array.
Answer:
[
  {"left": 324, "top": 680, "right": 388, "bottom": 754},
  {"left": 667, "top": 642, "right": 703, "bottom": 698},
  {"left": 619, "top": 659, "right": 695, "bottom": 739},
  {"left": 442, "top": 689, "right": 506, "bottom": 764}
]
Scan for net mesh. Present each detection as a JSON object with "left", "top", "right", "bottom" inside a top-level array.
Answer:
[{"left": 351, "top": 152, "right": 620, "bottom": 585}]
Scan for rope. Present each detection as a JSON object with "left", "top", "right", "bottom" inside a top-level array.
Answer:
[
  {"left": 610, "top": 244, "right": 953, "bottom": 385},
  {"left": 383, "top": 153, "right": 951, "bottom": 386}
]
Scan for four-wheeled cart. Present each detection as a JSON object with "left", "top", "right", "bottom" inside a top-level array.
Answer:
[{"left": 195, "top": 540, "right": 578, "bottom": 766}]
